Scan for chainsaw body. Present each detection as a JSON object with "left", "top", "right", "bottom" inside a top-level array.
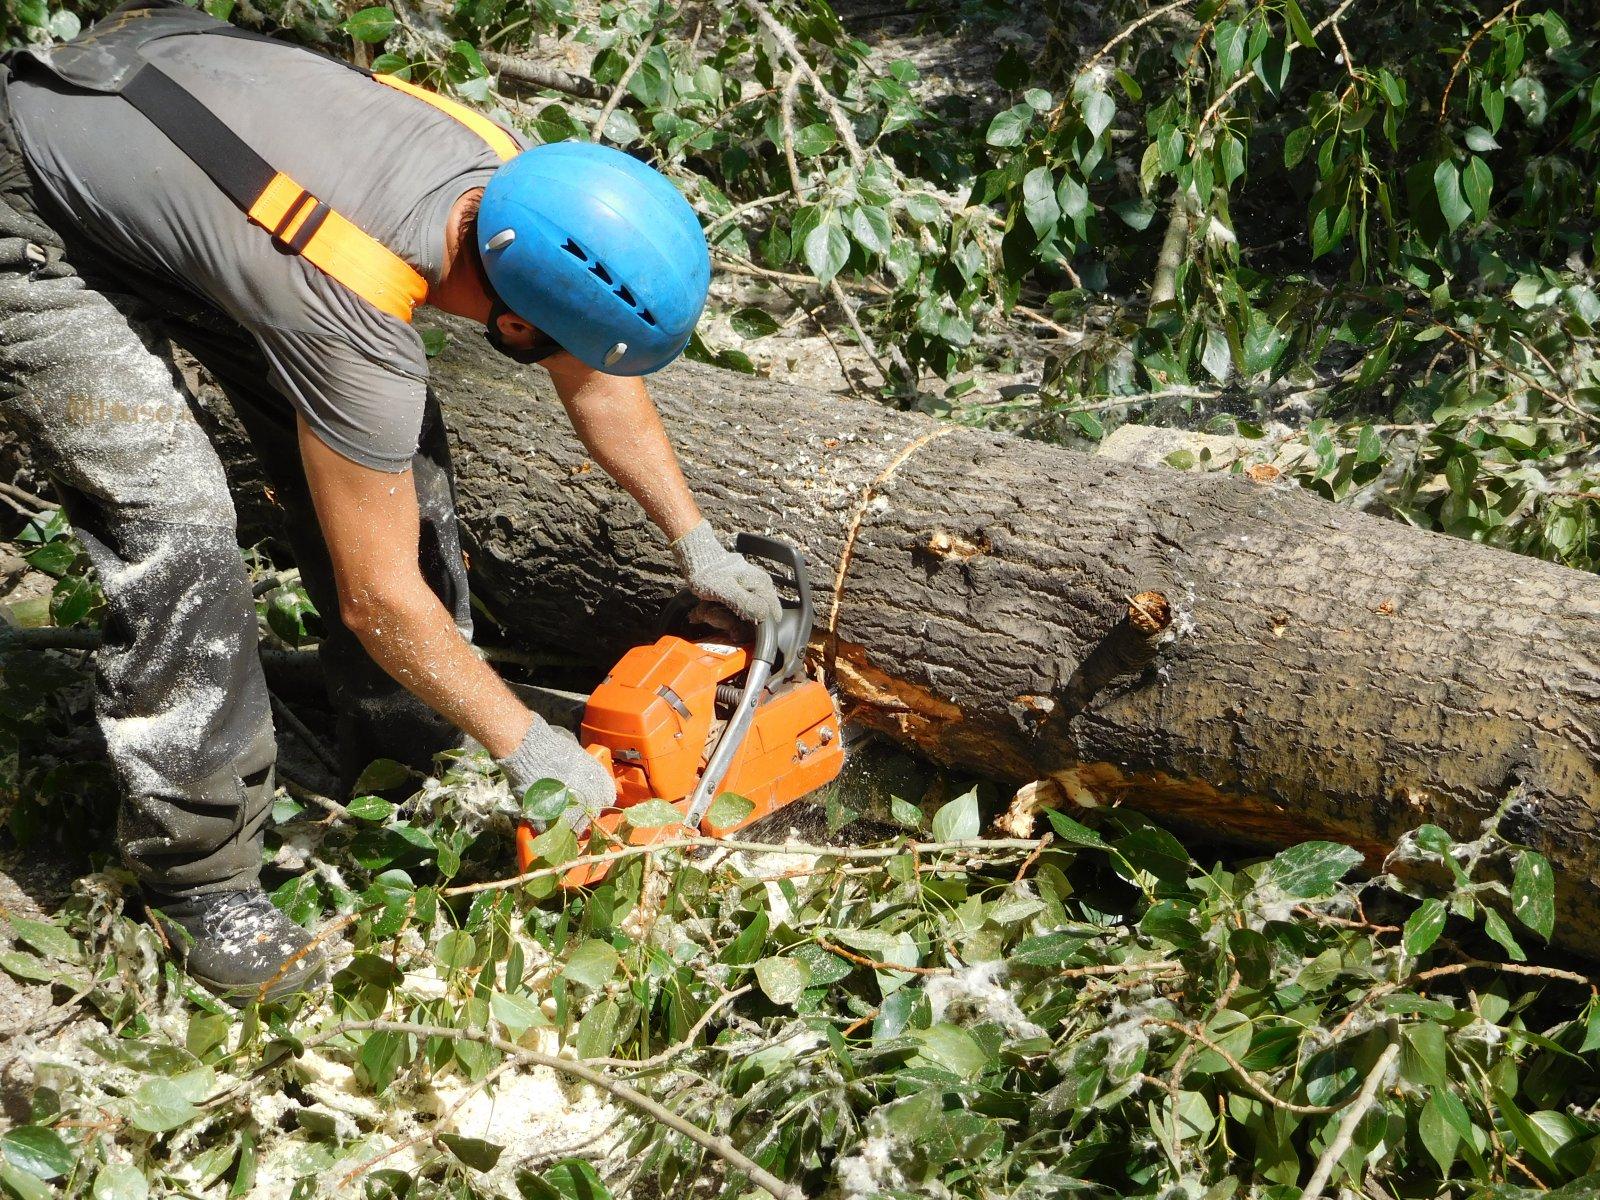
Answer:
[{"left": 515, "top": 535, "right": 844, "bottom": 886}]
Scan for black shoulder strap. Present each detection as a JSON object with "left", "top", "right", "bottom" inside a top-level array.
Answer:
[{"left": 120, "top": 64, "right": 276, "bottom": 211}]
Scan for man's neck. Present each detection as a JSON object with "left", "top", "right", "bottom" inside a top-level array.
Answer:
[{"left": 430, "top": 188, "right": 492, "bottom": 322}]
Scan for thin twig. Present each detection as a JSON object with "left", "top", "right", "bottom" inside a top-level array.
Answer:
[
  {"left": 338, "top": 1058, "right": 516, "bottom": 1187},
  {"left": 823, "top": 426, "right": 957, "bottom": 680},
  {"left": 268, "top": 690, "right": 343, "bottom": 776},
  {"left": 1299, "top": 1024, "right": 1402, "bottom": 1200},
  {"left": 584, "top": 985, "right": 753, "bottom": 1069},
  {"left": 816, "top": 935, "right": 951, "bottom": 977},
  {"left": 743, "top": 0, "right": 864, "bottom": 170},
  {"left": 592, "top": 30, "right": 657, "bottom": 139},
  {"left": 0, "top": 480, "right": 50, "bottom": 510},
  {"left": 1150, "top": 1018, "right": 1341, "bottom": 1115},
  {"left": 1438, "top": 1, "right": 1521, "bottom": 122},
  {"left": 443, "top": 834, "right": 1044, "bottom": 896}
]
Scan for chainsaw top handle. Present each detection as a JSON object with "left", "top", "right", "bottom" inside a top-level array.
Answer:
[{"left": 732, "top": 532, "right": 815, "bottom": 683}]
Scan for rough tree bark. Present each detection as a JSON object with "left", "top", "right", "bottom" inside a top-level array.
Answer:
[{"left": 22, "top": 314, "right": 1600, "bottom": 953}]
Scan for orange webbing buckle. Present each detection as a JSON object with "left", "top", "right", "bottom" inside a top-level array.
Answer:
[{"left": 246, "top": 173, "right": 428, "bottom": 322}]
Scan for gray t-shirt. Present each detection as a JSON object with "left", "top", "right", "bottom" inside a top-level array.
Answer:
[{"left": 9, "top": 31, "right": 522, "bottom": 471}]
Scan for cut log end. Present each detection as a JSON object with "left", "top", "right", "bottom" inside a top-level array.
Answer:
[{"left": 1127, "top": 591, "right": 1173, "bottom": 636}]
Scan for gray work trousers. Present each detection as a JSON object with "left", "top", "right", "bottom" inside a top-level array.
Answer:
[{"left": 0, "top": 83, "right": 472, "bottom": 896}]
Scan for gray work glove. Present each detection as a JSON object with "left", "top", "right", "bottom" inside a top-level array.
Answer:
[
  {"left": 671, "top": 520, "right": 783, "bottom": 627},
  {"left": 495, "top": 715, "right": 615, "bottom": 834}
]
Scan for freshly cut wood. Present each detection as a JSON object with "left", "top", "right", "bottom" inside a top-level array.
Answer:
[
  {"left": 321, "top": 316, "right": 1595, "bottom": 950},
  {"left": 23, "top": 314, "right": 1597, "bottom": 953}
]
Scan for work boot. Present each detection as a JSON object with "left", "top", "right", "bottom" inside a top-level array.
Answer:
[{"left": 147, "top": 886, "right": 326, "bottom": 1005}]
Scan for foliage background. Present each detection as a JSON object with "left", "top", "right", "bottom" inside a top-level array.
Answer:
[{"left": 1, "top": 1, "right": 1599, "bottom": 1198}]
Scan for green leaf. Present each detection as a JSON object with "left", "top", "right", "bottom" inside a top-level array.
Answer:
[
  {"left": 1420, "top": 1091, "right": 1464, "bottom": 1173},
  {"left": 1200, "top": 327, "right": 1231, "bottom": 383},
  {"left": 7, "top": 917, "right": 78, "bottom": 963},
  {"left": 1284, "top": 0, "right": 1317, "bottom": 47},
  {"left": 754, "top": 956, "right": 812, "bottom": 1007},
  {"left": 912, "top": 1023, "right": 989, "bottom": 1078},
  {"left": 1, "top": 1128, "right": 72, "bottom": 1180},
  {"left": 491, "top": 990, "right": 546, "bottom": 1037},
  {"left": 352, "top": 758, "right": 411, "bottom": 793},
  {"left": 574, "top": 998, "right": 619, "bottom": 1060},
  {"left": 1512, "top": 850, "right": 1555, "bottom": 939},
  {"left": 1463, "top": 156, "right": 1493, "bottom": 221},
  {"left": 0, "top": 1164, "right": 51, "bottom": 1200},
  {"left": 1164, "top": 450, "right": 1197, "bottom": 470},
  {"left": 985, "top": 104, "right": 1032, "bottom": 147},
  {"left": 1434, "top": 161, "right": 1470, "bottom": 231},
  {"left": 342, "top": 6, "right": 395, "bottom": 42},
  {"left": 562, "top": 940, "right": 619, "bottom": 991},
  {"left": 1286, "top": 128, "right": 1312, "bottom": 170},
  {"left": 889, "top": 796, "right": 924, "bottom": 829},
  {"left": 1043, "top": 808, "right": 1107, "bottom": 849},
  {"left": 1022, "top": 166, "right": 1060, "bottom": 238},
  {"left": 1400, "top": 1022, "right": 1449, "bottom": 1088},
  {"left": 439, "top": 1134, "right": 504, "bottom": 1172},
  {"left": 705, "top": 792, "right": 755, "bottom": 829},
  {"left": 1081, "top": 91, "right": 1115, "bottom": 140},
  {"left": 1404, "top": 898, "right": 1447, "bottom": 956},
  {"left": 622, "top": 799, "right": 686, "bottom": 829},
  {"left": 1261, "top": 841, "right": 1363, "bottom": 898},
  {"left": 793, "top": 123, "right": 836, "bottom": 157},
  {"left": 127, "top": 1069, "right": 212, "bottom": 1132},
  {"left": 527, "top": 1158, "right": 614, "bottom": 1200},
  {"left": 357, "top": 1031, "right": 412, "bottom": 1093},
  {"left": 930, "top": 789, "right": 980, "bottom": 841},
  {"left": 729, "top": 307, "right": 779, "bottom": 339},
  {"left": 345, "top": 794, "right": 395, "bottom": 823},
  {"left": 903, "top": 193, "right": 942, "bottom": 224},
  {"left": 521, "top": 779, "right": 572, "bottom": 824},
  {"left": 92, "top": 1163, "right": 149, "bottom": 1200},
  {"left": 1464, "top": 125, "right": 1500, "bottom": 152},
  {"left": 1483, "top": 908, "right": 1526, "bottom": 961},
  {"left": 803, "top": 219, "right": 850, "bottom": 284}
]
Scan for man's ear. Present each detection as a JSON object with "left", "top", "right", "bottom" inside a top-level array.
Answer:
[{"left": 496, "top": 311, "right": 536, "bottom": 342}]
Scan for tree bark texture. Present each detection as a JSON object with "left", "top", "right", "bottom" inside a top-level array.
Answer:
[
  {"left": 12, "top": 314, "right": 1600, "bottom": 952},
  {"left": 375, "top": 317, "right": 1598, "bottom": 952}
]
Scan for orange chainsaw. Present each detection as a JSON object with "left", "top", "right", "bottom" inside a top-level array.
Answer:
[{"left": 515, "top": 534, "right": 845, "bottom": 887}]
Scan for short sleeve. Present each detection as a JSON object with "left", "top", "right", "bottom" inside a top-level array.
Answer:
[{"left": 251, "top": 324, "right": 428, "bottom": 472}]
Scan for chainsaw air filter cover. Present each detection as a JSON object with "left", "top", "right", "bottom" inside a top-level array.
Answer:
[{"left": 579, "top": 633, "right": 842, "bottom": 836}]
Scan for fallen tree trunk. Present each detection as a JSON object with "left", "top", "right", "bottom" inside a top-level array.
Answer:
[
  {"left": 363, "top": 316, "right": 1596, "bottom": 952},
  {"left": 24, "top": 313, "right": 1596, "bottom": 953}
]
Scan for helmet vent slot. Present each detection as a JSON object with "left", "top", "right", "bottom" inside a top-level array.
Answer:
[
  {"left": 615, "top": 284, "right": 635, "bottom": 306},
  {"left": 562, "top": 238, "right": 588, "bottom": 262},
  {"left": 589, "top": 262, "right": 613, "bottom": 285},
  {"left": 639, "top": 308, "right": 656, "bottom": 326}
]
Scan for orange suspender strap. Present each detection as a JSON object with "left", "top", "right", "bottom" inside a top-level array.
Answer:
[
  {"left": 248, "top": 77, "right": 517, "bottom": 320},
  {"left": 373, "top": 75, "right": 520, "bottom": 163}
]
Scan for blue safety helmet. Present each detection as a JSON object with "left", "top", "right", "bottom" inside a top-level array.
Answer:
[{"left": 476, "top": 143, "right": 711, "bottom": 376}]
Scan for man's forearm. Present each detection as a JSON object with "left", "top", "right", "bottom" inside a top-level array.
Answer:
[
  {"left": 343, "top": 576, "right": 532, "bottom": 760},
  {"left": 548, "top": 364, "right": 702, "bottom": 539}
]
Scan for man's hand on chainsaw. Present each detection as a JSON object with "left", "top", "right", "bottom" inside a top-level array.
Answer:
[
  {"left": 495, "top": 714, "right": 615, "bottom": 834},
  {"left": 671, "top": 520, "right": 783, "bottom": 628}
]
